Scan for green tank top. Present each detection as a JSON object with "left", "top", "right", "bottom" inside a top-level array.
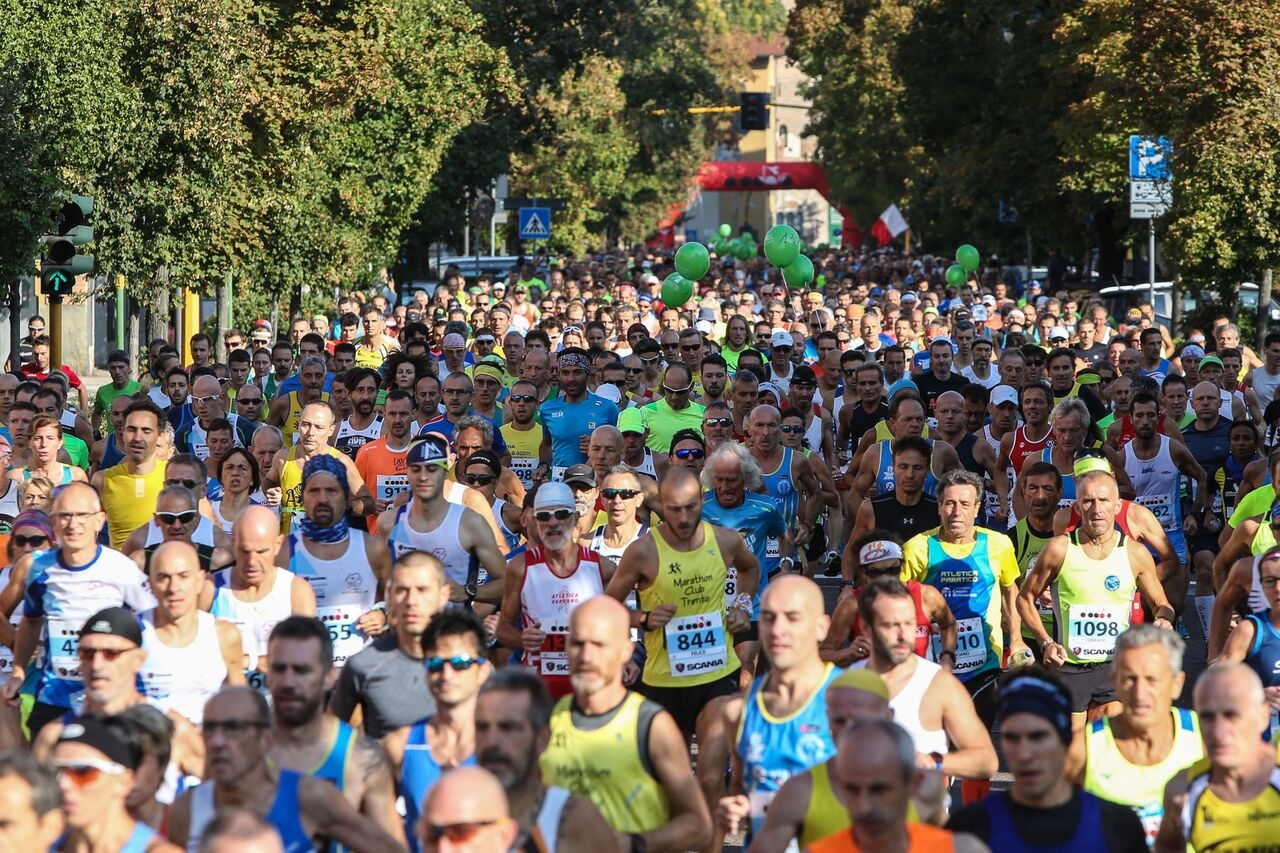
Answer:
[
  {"left": 1012, "top": 518, "right": 1055, "bottom": 641},
  {"left": 1053, "top": 531, "right": 1136, "bottom": 664},
  {"left": 1252, "top": 519, "right": 1276, "bottom": 555},
  {"left": 639, "top": 522, "right": 739, "bottom": 687}
]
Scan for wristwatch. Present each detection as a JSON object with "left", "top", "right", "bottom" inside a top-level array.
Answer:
[
  {"left": 630, "top": 833, "right": 647, "bottom": 853},
  {"left": 839, "top": 579, "right": 856, "bottom": 589},
  {"left": 929, "top": 751, "right": 944, "bottom": 772},
  {"left": 464, "top": 582, "right": 478, "bottom": 603}
]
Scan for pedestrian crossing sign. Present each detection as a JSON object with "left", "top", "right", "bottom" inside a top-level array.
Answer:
[{"left": 518, "top": 207, "right": 551, "bottom": 240}]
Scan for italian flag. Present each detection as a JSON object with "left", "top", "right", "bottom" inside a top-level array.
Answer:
[{"left": 870, "top": 204, "right": 909, "bottom": 246}]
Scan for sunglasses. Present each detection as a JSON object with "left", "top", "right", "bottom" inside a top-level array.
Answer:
[
  {"left": 534, "top": 508, "right": 575, "bottom": 522},
  {"left": 52, "top": 759, "right": 127, "bottom": 787},
  {"left": 780, "top": 424, "right": 805, "bottom": 434},
  {"left": 703, "top": 417, "right": 733, "bottom": 428},
  {"left": 863, "top": 563, "right": 902, "bottom": 577},
  {"left": 157, "top": 510, "right": 199, "bottom": 525},
  {"left": 203, "top": 718, "right": 269, "bottom": 736},
  {"left": 639, "top": 355, "right": 660, "bottom": 364},
  {"left": 507, "top": 394, "right": 537, "bottom": 403},
  {"left": 662, "top": 383, "right": 693, "bottom": 394},
  {"left": 165, "top": 479, "right": 200, "bottom": 490},
  {"left": 464, "top": 473, "right": 497, "bottom": 486},
  {"left": 422, "top": 821, "right": 501, "bottom": 844},
  {"left": 673, "top": 447, "right": 705, "bottom": 460},
  {"left": 842, "top": 369, "right": 860, "bottom": 376},
  {"left": 601, "top": 488, "right": 640, "bottom": 500},
  {"left": 238, "top": 397, "right": 264, "bottom": 405},
  {"left": 625, "top": 367, "right": 644, "bottom": 375},
  {"left": 192, "top": 394, "right": 221, "bottom": 406},
  {"left": 11, "top": 534, "right": 48, "bottom": 548},
  {"left": 425, "top": 655, "right": 484, "bottom": 674},
  {"left": 78, "top": 645, "right": 131, "bottom": 662}
]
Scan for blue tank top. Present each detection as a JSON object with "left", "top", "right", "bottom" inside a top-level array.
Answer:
[
  {"left": 701, "top": 492, "right": 787, "bottom": 617},
  {"left": 310, "top": 720, "right": 357, "bottom": 852},
  {"left": 737, "top": 664, "right": 840, "bottom": 837},
  {"left": 983, "top": 789, "right": 1107, "bottom": 852},
  {"left": 1038, "top": 447, "right": 1076, "bottom": 507},
  {"left": 266, "top": 770, "right": 313, "bottom": 852},
  {"left": 101, "top": 434, "right": 125, "bottom": 469},
  {"left": 120, "top": 821, "right": 158, "bottom": 853},
  {"left": 874, "top": 440, "right": 939, "bottom": 497},
  {"left": 924, "top": 533, "right": 1000, "bottom": 681},
  {"left": 759, "top": 447, "right": 801, "bottom": 579},
  {"left": 401, "top": 718, "right": 477, "bottom": 853},
  {"left": 1245, "top": 611, "right": 1280, "bottom": 688}
]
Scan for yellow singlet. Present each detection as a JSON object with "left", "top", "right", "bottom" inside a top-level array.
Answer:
[
  {"left": 101, "top": 460, "right": 168, "bottom": 549},
  {"left": 1182, "top": 751, "right": 1280, "bottom": 851},
  {"left": 282, "top": 391, "right": 331, "bottom": 448},
  {"left": 279, "top": 446, "right": 341, "bottom": 533}
]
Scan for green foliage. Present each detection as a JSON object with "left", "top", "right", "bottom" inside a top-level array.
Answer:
[{"left": 0, "top": 60, "right": 60, "bottom": 286}]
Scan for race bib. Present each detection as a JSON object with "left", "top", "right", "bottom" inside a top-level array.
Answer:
[
  {"left": 317, "top": 604, "right": 366, "bottom": 666},
  {"left": 953, "top": 617, "right": 988, "bottom": 675},
  {"left": 538, "top": 633, "right": 569, "bottom": 677},
  {"left": 1135, "top": 493, "right": 1175, "bottom": 529},
  {"left": 375, "top": 474, "right": 409, "bottom": 502},
  {"left": 725, "top": 565, "right": 738, "bottom": 604},
  {"left": 246, "top": 668, "right": 268, "bottom": 694},
  {"left": 510, "top": 457, "right": 537, "bottom": 488},
  {"left": 48, "top": 618, "right": 81, "bottom": 680},
  {"left": 1066, "top": 604, "right": 1126, "bottom": 661},
  {"left": 665, "top": 611, "right": 728, "bottom": 677},
  {"left": 765, "top": 536, "right": 780, "bottom": 561}
]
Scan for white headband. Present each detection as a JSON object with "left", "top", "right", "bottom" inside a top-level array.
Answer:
[{"left": 859, "top": 540, "right": 904, "bottom": 565}]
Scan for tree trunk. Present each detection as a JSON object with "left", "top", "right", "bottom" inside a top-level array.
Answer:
[
  {"left": 1092, "top": 208, "right": 1126, "bottom": 286},
  {"left": 148, "top": 267, "right": 172, "bottom": 345},
  {"left": 1259, "top": 268, "right": 1274, "bottom": 342},
  {"left": 8, "top": 278, "right": 21, "bottom": 372}
]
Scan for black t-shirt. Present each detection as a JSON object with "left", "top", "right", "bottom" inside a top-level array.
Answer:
[
  {"left": 845, "top": 400, "right": 889, "bottom": 445},
  {"left": 1074, "top": 342, "right": 1108, "bottom": 367},
  {"left": 914, "top": 371, "right": 970, "bottom": 416},
  {"left": 869, "top": 493, "right": 940, "bottom": 541},
  {"left": 947, "top": 789, "right": 1146, "bottom": 853}
]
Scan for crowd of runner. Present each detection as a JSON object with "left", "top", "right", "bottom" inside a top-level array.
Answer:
[{"left": 0, "top": 249, "right": 1278, "bottom": 852}]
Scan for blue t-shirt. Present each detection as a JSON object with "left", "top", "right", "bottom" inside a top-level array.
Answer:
[
  {"left": 701, "top": 492, "right": 786, "bottom": 618},
  {"left": 275, "top": 371, "right": 336, "bottom": 398},
  {"left": 418, "top": 413, "right": 508, "bottom": 457},
  {"left": 539, "top": 393, "right": 620, "bottom": 468}
]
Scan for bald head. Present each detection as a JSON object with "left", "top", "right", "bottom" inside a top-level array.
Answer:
[
  {"left": 192, "top": 375, "right": 222, "bottom": 398},
  {"left": 54, "top": 481, "right": 101, "bottom": 514},
  {"left": 1195, "top": 661, "right": 1265, "bottom": 709},
  {"left": 659, "top": 466, "right": 702, "bottom": 502},
  {"left": 761, "top": 574, "right": 826, "bottom": 618},
  {"left": 205, "top": 685, "right": 270, "bottom": 728},
  {"left": 936, "top": 390, "right": 964, "bottom": 408},
  {"left": 749, "top": 404, "right": 780, "bottom": 427},
  {"left": 421, "top": 767, "right": 516, "bottom": 851},
  {"left": 150, "top": 540, "right": 201, "bottom": 575},
  {"left": 591, "top": 424, "right": 622, "bottom": 444},
  {"left": 570, "top": 594, "right": 631, "bottom": 640}
]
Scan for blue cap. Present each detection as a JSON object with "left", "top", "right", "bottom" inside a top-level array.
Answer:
[
  {"left": 407, "top": 434, "right": 450, "bottom": 467},
  {"left": 887, "top": 378, "right": 918, "bottom": 400},
  {"left": 870, "top": 287, "right": 883, "bottom": 297}
]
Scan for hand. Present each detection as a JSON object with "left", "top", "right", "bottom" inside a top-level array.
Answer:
[
  {"left": 622, "top": 660, "right": 641, "bottom": 686},
  {"left": 2, "top": 673, "right": 21, "bottom": 706},
  {"left": 848, "top": 635, "right": 871, "bottom": 661},
  {"left": 914, "top": 751, "right": 940, "bottom": 771},
  {"left": 992, "top": 512, "right": 1009, "bottom": 529},
  {"left": 1264, "top": 685, "right": 1280, "bottom": 712},
  {"left": 646, "top": 603, "right": 677, "bottom": 631},
  {"left": 727, "top": 606, "right": 750, "bottom": 635},
  {"left": 355, "top": 609, "right": 388, "bottom": 635},
  {"left": 1154, "top": 617, "right": 1173, "bottom": 632},
  {"left": 483, "top": 613, "right": 501, "bottom": 643},
  {"left": 375, "top": 497, "right": 391, "bottom": 513},
  {"left": 836, "top": 584, "right": 856, "bottom": 607},
  {"left": 1007, "top": 640, "right": 1031, "bottom": 667},
  {"left": 1184, "top": 514, "right": 1199, "bottom": 537},
  {"left": 716, "top": 794, "right": 751, "bottom": 836},
  {"left": 521, "top": 622, "right": 546, "bottom": 653},
  {"left": 1042, "top": 640, "right": 1067, "bottom": 668},
  {"left": 578, "top": 435, "right": 591, "bottom": 456},
  {"left": 264, "top": 487, "right": 282, "bottom": 507},
  {"left": 793, "top": 522, "right": 812, "bottom": 546}
]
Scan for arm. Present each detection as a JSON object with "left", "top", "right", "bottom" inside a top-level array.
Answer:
[
  {"left": 339, "top": 454, "right": 376, "bottom": 518},
  {"left": 974, "top": 440, "right": 1009, "bottom": 524},
  {"left": 642, "top": 710, "right": 713, "bottom": 852},
  {"left": 1129, "top": 540, "right": 1174, "bottom": 628},
  {"left": 461, "top": 509, "right": 508, "bottom": 604},
  {"left": 1209, "top": 557, "right": 1256, "bottom": 659},
  {"left": 819, "top": 597, "right": 865, "bottom": 666},
  {"left": 1171, "top": 441, "right": 1210, "bottom": 515},
  {"left": 166, "top": 791, "right": 193, "bottom": 848},
  {"left": 267, "top": 396, "right": 289, "bottom": 428},
  {"left": 745, "top": 771, "right": 812, "bottom": 853},
  {"left": 1154, "top": 773, "right": 1190, "bottom": 853},
  {"left": 1105, "top": 447, "right": 1136, "bottom": 500},
  {"left": 298, "top": 776, "right": 405, "bottom": 853},
  {"left": 819, "top": 411, "right": 835, "bottom": 469},
  {"left": 496, "top": 556, "right": 532, "bottom": 650},
  {"left": 1213, "top": 519, "right": 1258, "bottom": 591},
  {"left": 1002, "top": 581, "right": 1026, "bottom": 656},
  {"left": 921, "top": 583, "right": 958, "bottom": 665},
  {"left": 364, "top": 531, "right": 391, "bottom": 585},
  {"left": 352, "top": 736, "right": 407, "bottom": 847},
  {"left": 1220, "top": 615, "right": 1258, "bottom": 663},
  {"left": 1017, "top": 537, "right": 1065, "bottom": 650},
  {"left": 840, "top": 499, "right": 875, "bottom": 584},
  {"left": 936, "top": 674, "right": 999, "bottom": 779},
  {"left": 604, "top": 536, "right": 661, "bottom": 630},
  {"left": 559, "top": 794, "right": 625, "bottom": 852},
  {"left": 290, "top": 575, "right": 318, "bottom": 615},
  {"left": 216, "top": 621, "right": 246, "bottom": 684},
  {"left": 459, "top": 486, "right": 506, "bottom": 553}
]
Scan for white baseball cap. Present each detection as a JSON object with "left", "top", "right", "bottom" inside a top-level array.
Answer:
[{"left": 990, "top": 385, "right": 1019, "bottom": 407}]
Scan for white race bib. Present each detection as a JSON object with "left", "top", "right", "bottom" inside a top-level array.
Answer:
[
  {"left": 538, "top": 633, "right": 569, "bottom": 677},
  {"left": 1066, "top": 604, "right": 1126, "bottom": 661},
  {"left": 1135, "top": 493, "right": 1175, "bottom": 529},
  {"left": 374, "top": 474, "right": 409, "bottom": 502},
  {"left": 317, "top": 604, "right": 367, "bottom": 666},
  {"left": 48, "top": 618, "right": 81, "bottom": 680},
  {"left": 953, "top": 617, "right": 988, "bottom": 675},
  {"left": 665, "top": 611, "right": 728, "bottom": 677}
]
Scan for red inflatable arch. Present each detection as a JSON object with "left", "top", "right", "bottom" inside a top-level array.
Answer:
[{"left": 652, "top": 161, "right": 861, "bottom": 250}]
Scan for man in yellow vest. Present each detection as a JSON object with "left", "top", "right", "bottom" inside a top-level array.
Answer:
[
  {"left": 263, "top": 401, "right": 374, "bottom": 533},
  {"left": 91, "top": 400, "right": 169, "bottom": 549},
  {"left": 540, "top": 595, "right": 711, "bottom": 853}
]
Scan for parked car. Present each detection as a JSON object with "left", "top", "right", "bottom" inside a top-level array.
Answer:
[{"left": 1098, "top": 281, "right": 1280, "bottom": 330}]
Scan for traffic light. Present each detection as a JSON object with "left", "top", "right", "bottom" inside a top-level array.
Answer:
[
  {"left": 41, "top": 194, "right": 94, "bottom": 296},
  {"left": 740, "top": 92, "right": 768, "bottom": 131}
]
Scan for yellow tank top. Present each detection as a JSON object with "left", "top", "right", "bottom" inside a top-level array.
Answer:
[
  {"left": 101, "top": 460, "right": 168, "bottom": 549},
  {"left": 872, "top": 421, "right": 931, "bottom": 442},
  {"left": 1083, "top": 708, "right": 1203, "bottom": 845},
  {"left": 1053, "top": 531, "right": 1136, "bottom": 664},
  {"left": 640, "top": 522, "right": 739, "bottom": 687},
  {"left": 500, "top": 421, "right": 543, "bottom": 488},
  {"left": 802, "top": 761, "right": 920, "bottom": 848},
  {"left": 539, "top": 692, "right": 668, "bottom": 833},
  {"left": 1182, "top": 751, "right": 1280, "bottom": 851},
  {"left": 282, "top": 391, "right": 331, "bottom": 448},
  {"left": 279, "top": 446, "right": 341, "bottom": 533}
]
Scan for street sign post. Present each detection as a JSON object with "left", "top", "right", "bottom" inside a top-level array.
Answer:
[
  {"left": 518, "top": 207, "right": 551, "bottom": 241},
  {"left": 1129, "top": 136, "right": 1173, "bottom": 306}
]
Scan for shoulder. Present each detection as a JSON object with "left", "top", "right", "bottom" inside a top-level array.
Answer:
[{"left": 945, "top": 800, "right": 991, "bottom": 840}]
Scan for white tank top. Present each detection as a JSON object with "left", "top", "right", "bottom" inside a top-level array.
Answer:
[
  {"left": 1250, "top": 553, "right": 1268, "bottom": 614},
  {"left": 534, "top": 787, "right": 572, "bottom": 853},
  {"left": 855, "top": 656, "right": 948, "bottom": 756},
  {"left": 335, "top": 415, "right": 383, "bottom": 459},
  {"left": 144, "top": 516, "right": 217, "bottom": 548},
  {"left": 1123, "top": 435, "right": 1181, "bottom": 532},
  {"left": 287, "top": 531, "right": 377, "bottom": 667},
  {"left": 804, "top": 405, "right": 826, "bottom": 454},
  {"left": 139, "top": 611, "right": 228, "bottom": 725},
  {"left": 0, "top": 566, "right": 24, "bottom": 676},
  {"left": 519, "top": 546, "right": 605, "bottom": 678},
  {"left": 209, "top": 567, "right": 297, "bottom": 671},
  {"left": 388, "top": 499, "right": 482, "bottom": 586},
  {"left": 633, "top": 448, "right": 658, "bottom": 480}
]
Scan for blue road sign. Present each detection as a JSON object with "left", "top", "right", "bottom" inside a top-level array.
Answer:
[
  {"left": 1129, "top": 136, "right": 1173, "bottom": 181},
  {"left": 518, "top": 207, "right": 551, "bottom": 240}
]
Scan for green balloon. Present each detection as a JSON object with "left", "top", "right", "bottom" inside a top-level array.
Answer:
[
  {"left": 956, "top": 243, "right": 981, "bottom": 272},
  {"left": 718, "top": 223, "right": 732, "bottom": 239},
  {"left": 713, "top": 239, "right": 729, "bottom": 255},
  {"left": 661, "top": 273, "right": 693, "bottom": 308},
  {"left": 783, "top": 255, "right": 814, "bottom": 288},
  {"left": 674, "top": 242, "right": 711, "bottom": 281},
  {"left": 764, "top": 225, "right": 801, "bottom": 268},
  {"left": 737, "top": 240, "right": 755, "bottom": 260},
  {"left": 945, "top": 263, "right": 968, "bottom": 287}
]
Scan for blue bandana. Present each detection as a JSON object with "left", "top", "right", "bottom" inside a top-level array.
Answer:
[{"left": 299, "top": 455, "right": 350, "bottom": 544}]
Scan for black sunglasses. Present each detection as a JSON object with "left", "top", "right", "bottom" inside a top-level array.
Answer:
[
  {"left": 703, "top": 417, "right": 733, "bottom": 428},
  {"left": 164, "top": 479, "right": 200, "bottom": 490},
  {"left": 11, "top": 534, "right": 48, "bottom": 548},
  {"left": 673, "top": 447, "right": 705, "bottom": 460},
  {"left": 464, "top": 473, "right": 497, "bottom": 486},
  {"left": 507, "top": 394, "right": 537, "bottom": 403},
  {"left": 601, "top": 488, "right": 640, "bottom": 500},
  {"left": 157, "top": 510, "right": 199, "bottom": 525},
  {"left": 780, "top": 424, "right": 805, "bottom": 434},
  {"left": 534, "top": 508, "right": 575, "bottom": 522}
]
